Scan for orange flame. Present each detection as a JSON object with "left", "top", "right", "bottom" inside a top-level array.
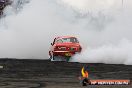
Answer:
[{"left": 81, "top": 67, "right": 89, "bottom": 78}]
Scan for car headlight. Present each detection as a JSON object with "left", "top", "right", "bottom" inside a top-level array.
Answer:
[{"left": 70, "top": 47, "right": 77, "bottom": 51}]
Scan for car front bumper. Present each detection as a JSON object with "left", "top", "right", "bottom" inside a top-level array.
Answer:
[{"left": 53, "top": 51, "right": 79, "bottom": 57}]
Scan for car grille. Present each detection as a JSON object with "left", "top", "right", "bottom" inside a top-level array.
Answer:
[
  {"left": 57, "top": 46, "right": 77, "bottom": 51},
  {"left": 58, "top": 47, "right": 66, "bottom": 51}
]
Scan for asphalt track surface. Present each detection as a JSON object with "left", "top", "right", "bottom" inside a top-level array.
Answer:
[{"left": 0, "top": 59, "right": 131, "bottom": 88}]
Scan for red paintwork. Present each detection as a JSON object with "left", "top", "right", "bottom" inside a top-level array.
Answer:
[{"left": 49, "top": 36, "right": 82, "bottom": 57}]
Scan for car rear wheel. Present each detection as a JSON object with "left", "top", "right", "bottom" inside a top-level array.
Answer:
[
  {"left": 49, "top": 55, "right": 52, "bottom": 60},
  {"left": 50, "top": 55, "right": 57, "bottom": 61},
  {"left": 49, "top": 51, "right": 52, "bottom": 60}
]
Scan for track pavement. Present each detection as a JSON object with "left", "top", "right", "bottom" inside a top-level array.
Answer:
[{"left": 0, "top": 59, "right": 131, "bottom": 88}]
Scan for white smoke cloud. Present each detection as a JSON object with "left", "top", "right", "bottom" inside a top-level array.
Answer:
[
  {"left": 59, "top": 0, "right": 119, "bottom": 13},
  {"left": 71, "top": 39, "right": 132, "bottom": 65},
  {"left": 0, "top": 0, "right": 132, "bottom": 64},
  {"left": 60, "top": 0, "right": 132, "bottom": 65}
]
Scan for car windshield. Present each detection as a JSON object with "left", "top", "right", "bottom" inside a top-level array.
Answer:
[{"left": 56, "top": 37, "right": 79, "bottom": 43}]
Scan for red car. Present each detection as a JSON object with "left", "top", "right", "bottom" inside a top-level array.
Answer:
[{"left": 49, "top": 36, "right": 82, "bottom": 61}]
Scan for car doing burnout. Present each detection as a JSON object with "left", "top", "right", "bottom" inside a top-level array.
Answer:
[{"left": 49, "top": 36, "right": 82, "bottom": 61}]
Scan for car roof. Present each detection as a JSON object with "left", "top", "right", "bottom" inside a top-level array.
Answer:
[{"left": 55, "top": 36, "right": 77, "bottom": 39}]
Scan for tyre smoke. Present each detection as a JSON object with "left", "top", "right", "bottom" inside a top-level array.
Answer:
[{"left": 0, "top": 0, "right": 132, "bottom": 65}]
